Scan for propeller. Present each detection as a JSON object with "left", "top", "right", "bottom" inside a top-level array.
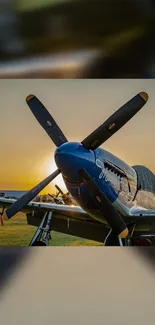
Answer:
[
  {"left": 26, "top": 95, "right": 68, "bottom": 147},
  {"left": 4, "top": 91, "right": 148, "bottom": 221},
  {"left": 79, "top": 168, "right": 128, "bottom": 238},
  {"left": 81, "top": 92, "right": 148, "bottom": 150},
  {"left": 4, "top": 169, "right": 60, "bottom": 220}
]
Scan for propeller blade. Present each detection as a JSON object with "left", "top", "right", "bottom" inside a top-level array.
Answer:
[
  {"left": 81, "top": 92, "right": 148, "bottom": 150},
  {"left": 26, "top": 95, "right": 68, "bottom": 147},
  {"left": 4, "top": 169, "right": 60, "bottom": 220},
  {"left": 79, "top": 168, "right": 128, "bottom": 238}
]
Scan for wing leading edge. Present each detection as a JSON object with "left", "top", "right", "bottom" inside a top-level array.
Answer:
[
  {"left": 0, "top": 197, "right": 88, "bottom": 219},
  {"left": 129, "top": 207, "right": 155, "bottom": 218}
]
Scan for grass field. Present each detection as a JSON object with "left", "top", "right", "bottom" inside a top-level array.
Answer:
[
  {"left": 0, "top": 213, "right": 102, "bottom": 246},
  {"left": 16, "top": 0, "right": 69, "bottom": 12}
]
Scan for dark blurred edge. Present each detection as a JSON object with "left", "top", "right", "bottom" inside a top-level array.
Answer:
[
  {"left": 131, "top": 247, "right": 155, "bottom": 270},
  {"left": 1, "top": 0, "right": 155, "bottom": 78},
  {"left": 0, "top": 247, "right": 31, "bottom": 294}
]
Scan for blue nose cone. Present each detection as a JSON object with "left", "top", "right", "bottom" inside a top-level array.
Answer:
[
  {"left": 54, "top": 142, "right": 95, "bottom": 181},
  {"left": 54, "top": 142, "right": 81, "bottom": 176},
  {"left": 55, "top": 142, "right": 80, "bottom": 157}
]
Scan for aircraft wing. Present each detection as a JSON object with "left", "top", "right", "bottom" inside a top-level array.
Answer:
[
  {"left": 129, "top": 207, "right": 155, "bottom": 217},
  {"left": 0, "top": 197, "right": 88, "bottom": 218},
  {"left": 0, "top": 191, "right": 27, "bottom": 199},
  {"left": 0, "top": 197, "right": 108, "bottom": 243},
  {"left": 1, "top": 197, "right": 155, "bottom": 243}
]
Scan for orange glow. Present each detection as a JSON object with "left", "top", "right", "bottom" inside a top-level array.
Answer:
[{"left": 1, "top": 79, "right": 155, "bottom": 193}]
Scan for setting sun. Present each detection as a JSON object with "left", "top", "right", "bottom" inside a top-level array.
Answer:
[{"left": 46, "top": 158, "right": 67, "bottom": 192}]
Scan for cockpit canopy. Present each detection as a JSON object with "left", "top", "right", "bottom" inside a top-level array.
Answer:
[{"left": 132, "top": 165, "right": 155, "bottom": 194}]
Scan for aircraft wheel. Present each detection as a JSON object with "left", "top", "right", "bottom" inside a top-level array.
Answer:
[{"left": 31, "top": 241, "right": 47, "bottom": 246}]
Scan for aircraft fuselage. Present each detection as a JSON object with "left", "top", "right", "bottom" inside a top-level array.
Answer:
[{"left": 55, "top": 142, "right": 155, "bottom": 228}]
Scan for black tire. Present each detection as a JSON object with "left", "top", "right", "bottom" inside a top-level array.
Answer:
[{"left": 31, "top": 241, "right": 47, "bottom": 246}]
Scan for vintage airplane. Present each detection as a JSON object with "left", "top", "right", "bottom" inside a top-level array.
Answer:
[{"left": 1, "top": 91, "right": 155, "bottom": 246}]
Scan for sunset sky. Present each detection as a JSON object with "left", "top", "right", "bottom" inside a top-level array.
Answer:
[{"left": 0, "top": 79, "right": 155, "bottom": 193}]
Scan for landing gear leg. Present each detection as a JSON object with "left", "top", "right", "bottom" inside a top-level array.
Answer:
[
  {"left": 104, "top": 229, "right": 129, "bottom": 246},
  {"left": 29, "top": 211, "right": 53, "bottom": 246},
  {"left": 104, "top": 229, "right": 119, "bottom": 246},
  {"left": 0, "top": 207, "right": 5, "bottom": 226}
]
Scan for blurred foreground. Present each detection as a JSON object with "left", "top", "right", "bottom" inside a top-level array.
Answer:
[
  {"left": 0, "top": 248, "right": 155, "bottom": 325},
  {"left": 1, "top": 0, "right": 155, "bottom": 77}
]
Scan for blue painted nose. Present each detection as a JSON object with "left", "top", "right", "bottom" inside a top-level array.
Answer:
[
  {"left": 54, "top": 142, "right": 95, "bottom": 181},
  {"left": 54, "top": 142, "right": 81, "bottom": 178}
]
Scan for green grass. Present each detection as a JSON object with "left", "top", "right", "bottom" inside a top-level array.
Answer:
[
  {"left": 16, "top": 0, "right": 70, "bottom": 12},
  {"left": 0, "top": 213, "right": 102, "bottom": 246}
]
